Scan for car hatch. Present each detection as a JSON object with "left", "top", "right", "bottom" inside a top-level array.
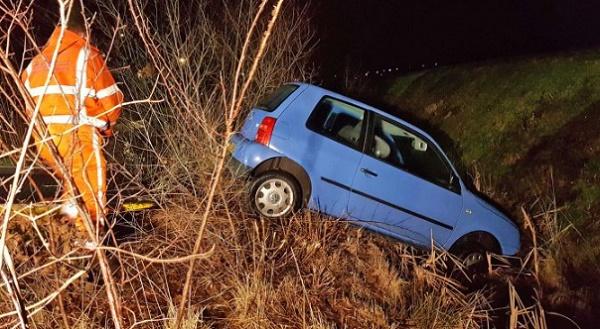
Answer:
[{"left": 240, "top": 84, "right": 305, "bottom": 140}]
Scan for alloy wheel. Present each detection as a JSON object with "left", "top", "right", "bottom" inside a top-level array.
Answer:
[{"left": 254, "top": 178, "right": 295, "bottom": 217}]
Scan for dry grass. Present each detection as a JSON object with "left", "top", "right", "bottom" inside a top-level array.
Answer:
[
  {"left": 0, "top": 0, "right": 579, "bottom": 328},
  {"left": 2, "top": 203, "right": 497, "bottom": 328}
]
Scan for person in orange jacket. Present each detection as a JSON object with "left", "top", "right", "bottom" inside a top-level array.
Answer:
[{"left": 21, "top": 2, "right": 123, "bottom": 232}]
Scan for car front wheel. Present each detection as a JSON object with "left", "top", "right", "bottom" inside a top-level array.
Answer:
[
  {"left": 250, "top": 172, "right": 301, "bottom": 218},
  {"left": 458, "top": 244, "right": 487, "bottom": 271},
  {"left": 450, "top": 242, "right": 490, "bottom": 288}
]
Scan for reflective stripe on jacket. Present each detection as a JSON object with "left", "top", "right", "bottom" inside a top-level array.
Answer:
[{"left": 20, "top": 27, "right": 123, "bottom": 129}]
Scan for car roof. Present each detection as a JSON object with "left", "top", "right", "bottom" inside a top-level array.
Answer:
[{"left": 290, "top": 82, "right": 437, "bottom": 145}]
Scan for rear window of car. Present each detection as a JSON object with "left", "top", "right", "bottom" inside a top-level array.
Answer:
[{"left": 256, "top": 84, "right": 299, "bottom": 112}]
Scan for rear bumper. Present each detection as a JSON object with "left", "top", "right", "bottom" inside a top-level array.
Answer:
[
  {"left": 228, "top": 133, "right": 251, "bottom": 177},
  {"left": 228, "top": 133, "right": 284, "bottom": 176},
  {"left": 228, "top": 155, "right": 251, "bottom": 178}
]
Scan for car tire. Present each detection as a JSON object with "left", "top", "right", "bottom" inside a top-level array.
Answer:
[
  {"left": 449, "top": 242, "right": 490, "bottom": 288},
  {"left": 250, "top": 172, "right": 301, "bottom": 218},
  {"left": 456, "top": 243, "right": 488, "bottom": 273}
]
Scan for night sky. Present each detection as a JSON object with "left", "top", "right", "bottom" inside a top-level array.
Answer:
[
  {"left": 315, "top": 0, "right": 600, "bottom": 78},
  {"left": 26, "top": 0, "right": 600, "bottom": 80}
]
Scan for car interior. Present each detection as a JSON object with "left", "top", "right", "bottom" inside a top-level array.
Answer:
[
  {"left": 372, "top": 119, "right": 452, "bottom": 187},
  {"left": 312, "top": 100, "right": 452, "bottom": 188}
]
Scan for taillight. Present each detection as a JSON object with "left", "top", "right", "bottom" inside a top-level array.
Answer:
[{"left": 256, "top": 116, "right": 277, "bottom": 145}]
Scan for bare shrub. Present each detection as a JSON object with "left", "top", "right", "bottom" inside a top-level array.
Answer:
[
  {"left": 94, "top": 0, "right": 315, "bottom": 201},
  {"left": 1, "top": 0, "right": 316, "bottom": 327}
]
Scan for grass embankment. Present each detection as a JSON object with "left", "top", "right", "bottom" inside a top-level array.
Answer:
[{"left": 380, "top": 50, "right": 600, "bottom": 324}]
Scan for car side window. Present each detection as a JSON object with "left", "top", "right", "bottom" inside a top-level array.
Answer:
[
  {"left": 306, "top": 97, "right": 366, "bottom": 149},
  {"left": 369, "top": 115, "right": 455, "bottom": 189}
]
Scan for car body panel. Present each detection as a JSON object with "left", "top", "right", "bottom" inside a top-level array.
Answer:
[
  {"left": 230, "top": 82, "right": 521, "bottom": 256},
  {"left": 348, "top": 155, "right": 462, "bottom": 248},
  {"left": 231, "top": 133, "right": 284, "bottom": 170},
  {"left": 444, "top": 189, "right": 520, "bottom": 255},
  {"left": 239, "top": 84, "right": 308, "bottom": 141},
  {"left": 269, "top": 85, "right": 364, "bottom": 217}
]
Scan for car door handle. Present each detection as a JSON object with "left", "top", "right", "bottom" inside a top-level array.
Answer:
[{"left": 360, "top": 168, "right": 378, "bottom": 177}]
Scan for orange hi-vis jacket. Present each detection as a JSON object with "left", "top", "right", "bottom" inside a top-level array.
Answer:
[
  {"left": 22, "top": 27, "right": 123, "bottom": 130},
  {"left": 21, "top": 27, "right": 123, "bottom": 228}
]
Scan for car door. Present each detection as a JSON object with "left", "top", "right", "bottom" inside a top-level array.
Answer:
[
  {"left": 348, "top": 113, "right": 462, "bottom": 247},
  {"left": 299, "top": 96, "right": 368, "bottom": 217}
]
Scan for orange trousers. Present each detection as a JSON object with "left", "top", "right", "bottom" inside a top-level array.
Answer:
[{"left": 35, "top": 124, "right": 107, "bottom": 231}]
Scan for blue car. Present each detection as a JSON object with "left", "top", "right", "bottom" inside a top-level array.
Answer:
[{"left": 230, "top": 83, "right": 520, "bottom": 265}]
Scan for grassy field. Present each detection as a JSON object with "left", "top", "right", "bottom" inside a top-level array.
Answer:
[
  {"left": 383, "top": 50, "right": 600, "bottom": 206},
  {"left": 375, "top": 50, "right": 600, "bottom": 325}
]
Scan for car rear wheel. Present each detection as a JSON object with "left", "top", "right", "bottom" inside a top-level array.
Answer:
[{"left": 250, "top": 172, "right": 301, "bottom": 218}]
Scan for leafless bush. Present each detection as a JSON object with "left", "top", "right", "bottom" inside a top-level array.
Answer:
[
  {"left": 93, "top": 0, "right": 315, "bottom": 203},
  {"left": 1, "top": 0, "right": 315, "bottom": 327}
]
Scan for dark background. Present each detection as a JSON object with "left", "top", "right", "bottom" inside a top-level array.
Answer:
[
  {"left": 314, "top": 0, "right": 600, "bottom": 79},
  {"left": 26, "top": 0, "right": 600, "bottom": 80}
]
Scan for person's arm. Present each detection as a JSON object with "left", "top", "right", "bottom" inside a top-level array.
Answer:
[{"left": 89, "top": 50, "right": 123, "bottom": 136}]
